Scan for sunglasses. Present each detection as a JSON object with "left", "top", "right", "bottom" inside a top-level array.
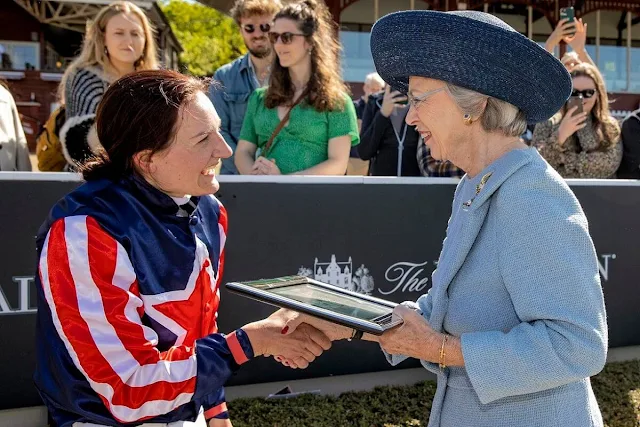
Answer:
[
  {"left": 268, "top": 31, "right": 305, "bottom": 45},
  {"left": 571, "top": 89, "right": 596, "bottom": 99},
  {"left": 242, "top": 23, "right": 271, "bottom": 34}
]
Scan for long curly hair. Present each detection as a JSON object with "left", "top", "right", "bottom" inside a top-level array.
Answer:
[
  {"left": 569, "top": 63, "right": 620, "bottom": 148},
  {"left": 265, "top": 0, "right": 349, "bottom": 112},
  {"left": 58, "top": 1, "right": 158, "bottom": 103}
]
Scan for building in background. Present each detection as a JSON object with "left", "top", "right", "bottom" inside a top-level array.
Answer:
[
  {"left": 201, "top": 0, "right": 640, "bottom": 118},
  {"left": 0, "top": 0, "right": 182, "bottom": 150}
]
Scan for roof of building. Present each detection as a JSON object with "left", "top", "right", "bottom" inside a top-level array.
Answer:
[{"left": 11, "top": 0, "right": 182, "bottom": 51}]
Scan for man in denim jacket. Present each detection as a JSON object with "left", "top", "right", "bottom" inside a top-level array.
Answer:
[{"left": 210, "top": 0, "right": 281, "bottom": 174}]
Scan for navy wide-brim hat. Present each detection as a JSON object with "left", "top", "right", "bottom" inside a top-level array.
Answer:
[{"left": 370, "top": 10, "right": 572, "bottom": 124}]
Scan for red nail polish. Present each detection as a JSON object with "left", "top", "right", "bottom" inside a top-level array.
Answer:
[{"left": 281, "top": 326, "right": 289, "bottom": 334}]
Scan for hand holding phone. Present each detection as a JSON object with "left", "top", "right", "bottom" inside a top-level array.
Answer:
[
  {"left": 560, "top": 7, "right": 575, "bottom": 24},
  {"left": 566, "top": 95, "right": 584, "bottom": 116},
  {"left": 558, "top": 95, "right": 588, "bottom": 145},
  {"left": 559, "top": 7, "right": 576, "bottom": 37},
  {"left": 380, "top": 85, "right": 408, "bottom": 117}
]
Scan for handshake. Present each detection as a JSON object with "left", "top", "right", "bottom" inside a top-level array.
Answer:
[
  {"left": 240, "top": 304, "right": 436, "bottom": 369},
  {"left": 241, "top": 309, "right": 367, "bottom": 369}
]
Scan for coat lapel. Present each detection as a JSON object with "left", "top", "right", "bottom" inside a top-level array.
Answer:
[{"left": 428, "top": 148, "right": 538, "bottom": 331}]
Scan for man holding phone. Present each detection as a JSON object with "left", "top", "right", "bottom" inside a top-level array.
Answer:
[{"left": 357, "top": 85, "right": 422, "bottom": 176}]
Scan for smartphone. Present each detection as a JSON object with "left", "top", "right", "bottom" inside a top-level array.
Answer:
[
  {"left": 567, "top": 95, "right": 583, "bottom": 116},
  {"left": 559, "top": 7, "right": 575, "bottom": 23},
  {"left": 559, "top": 7, "right": 576, "bottom": 36}
]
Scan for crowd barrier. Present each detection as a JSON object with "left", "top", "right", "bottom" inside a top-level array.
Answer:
[{"left": 1, "top": 173, "right": 638, "bottom": 410}]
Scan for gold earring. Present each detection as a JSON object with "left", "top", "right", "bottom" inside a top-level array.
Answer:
[{"left": 463, "top": 113, "right": 473, "bottom": 125}]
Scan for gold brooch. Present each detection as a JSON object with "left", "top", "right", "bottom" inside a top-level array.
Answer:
[{"left": 463, "top": 172, "right": 493, "bottom": 208}]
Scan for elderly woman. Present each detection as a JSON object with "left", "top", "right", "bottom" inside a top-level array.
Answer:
[{"left": 280, "top": 10, "right": 608, "bottom": 427}]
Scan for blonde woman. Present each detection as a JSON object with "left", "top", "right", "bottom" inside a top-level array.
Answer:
[
  {"left": 533, "top": 63, "right": 622, "bottom": 178},
  {"left": 59, "top": 1, "right": 158, "bottom": 167}
]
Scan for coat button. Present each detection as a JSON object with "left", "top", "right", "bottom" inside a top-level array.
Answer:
[{"left": 189, "top": 216, "right": 198, "bottom": 226}]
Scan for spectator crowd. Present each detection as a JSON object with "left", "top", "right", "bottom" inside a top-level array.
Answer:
[{"left": 0, "top": 0, "right": 638, "bottom": 179}]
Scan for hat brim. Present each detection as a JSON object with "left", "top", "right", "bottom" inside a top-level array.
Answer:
[{"left": 370, "top": 11, "right": 572, "bottom": 124}]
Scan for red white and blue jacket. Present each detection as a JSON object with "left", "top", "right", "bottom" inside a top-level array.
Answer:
[{"left": 33, "top": 174, "right": 253, "bottom": 427}]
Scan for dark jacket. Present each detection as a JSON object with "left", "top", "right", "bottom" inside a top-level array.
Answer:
[
  {"left": 357, "top": 93, "right": 420, "bottom": 176},
  {"left": 617, "top": 109, "right": 640, "bottom": 179}
]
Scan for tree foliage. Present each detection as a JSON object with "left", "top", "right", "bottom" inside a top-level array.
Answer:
[{"left": 160, "top": 0, "right": 246, "bottom": 76}]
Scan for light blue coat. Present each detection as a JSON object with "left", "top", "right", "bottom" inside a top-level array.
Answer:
[{"left": 386, "top": 147, "right": 608, "bottom": 427}]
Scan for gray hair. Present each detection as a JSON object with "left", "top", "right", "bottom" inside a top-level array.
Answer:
[
  {"left": 364, "top": 72, "right": 385, "bottom": 87},
  {"left": 446, "top": 84, "right": 527, "bottom": 137}
]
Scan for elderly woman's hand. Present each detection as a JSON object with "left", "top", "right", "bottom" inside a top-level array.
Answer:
[{"left": 378, "top": 305, "right": 441, "bottom": 361}]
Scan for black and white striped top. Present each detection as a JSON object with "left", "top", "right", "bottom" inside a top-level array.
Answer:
[{"left": 60, "top": 67, "right": 109, "bottom": 166}]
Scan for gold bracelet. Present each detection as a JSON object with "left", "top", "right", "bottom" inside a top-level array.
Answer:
[{"left": 438, "top": 334, "right": 448, "bottom": 370}]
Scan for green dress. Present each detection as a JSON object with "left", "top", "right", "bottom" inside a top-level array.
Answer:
[{"left": 239, "top": 87, "right": 359, "bottom": 175}]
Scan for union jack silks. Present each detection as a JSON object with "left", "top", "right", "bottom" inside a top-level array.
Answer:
[{"left": 34, "top": 174, "right": 252, "bottom": 427}]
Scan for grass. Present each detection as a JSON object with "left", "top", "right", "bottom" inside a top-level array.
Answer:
[{"left": 228, "top": 360, "right": 640, "bottom": 427}]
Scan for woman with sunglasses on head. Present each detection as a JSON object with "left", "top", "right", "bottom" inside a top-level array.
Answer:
[
  {"left": 58, "top": 1, "right": 158, "bottom": 169},
  {"left": 234, "top": 0, "right": 359, "bottom": 176},
  {"left": 532, "top": 63, "right": 622, "bottom": 178}
]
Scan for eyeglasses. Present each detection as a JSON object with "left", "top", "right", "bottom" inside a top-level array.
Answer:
[
  {"left": 268, "top": 31, "right": 305, "bottom": 45},
  {"left": 571, "top": 89, "right": 596, "bottom": 99},
  {"left": 242, "top": 23, "right": 271, "bottom": 34},
  {"left": 407, "top": 87, "right": 447, "bottom": 108}
]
